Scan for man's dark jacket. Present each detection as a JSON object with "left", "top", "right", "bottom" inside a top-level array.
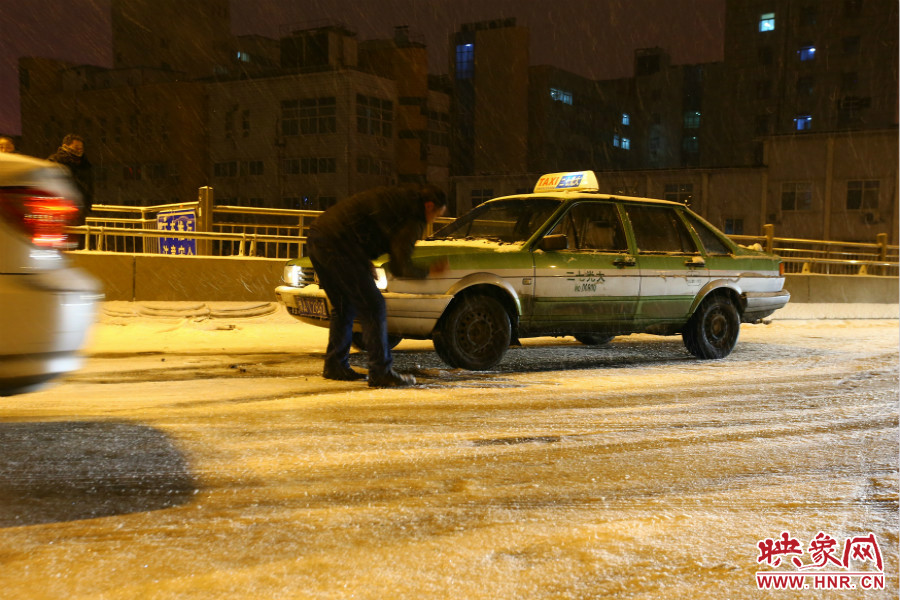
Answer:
[
  {"left": 47, "top": 147, "right": 93, "bottom": 214},
  {"left": 310, "top": 187, "right": 429, "bottom": 278}
]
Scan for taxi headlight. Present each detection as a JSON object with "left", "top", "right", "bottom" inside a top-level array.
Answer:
[
  {"left": 283, "top": 264, "right": 304, "bottom": 287},
  {"left": 374, "top": 267, "right": 388, "bottom": 290}
]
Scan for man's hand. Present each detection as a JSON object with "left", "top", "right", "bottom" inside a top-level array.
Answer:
[{"left": 428, "top": 257, "right": 449, "bottom": 277}]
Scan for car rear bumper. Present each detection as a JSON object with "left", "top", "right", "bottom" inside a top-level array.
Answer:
[
  {"left": 0, "top": 268, "right": 102, "bottom": 394},
  {"left": 742, "top": 290, "right": 791, "bottom": 321}
]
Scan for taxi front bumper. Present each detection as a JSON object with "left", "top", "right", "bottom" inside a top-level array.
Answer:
[{"left": 275, "top": 284, "right": 454, "bottom": 337}]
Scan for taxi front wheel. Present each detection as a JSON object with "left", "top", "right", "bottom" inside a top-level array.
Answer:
[
  {"left": 433, "top": 295, "right": 511, "bottom": 370},
  {"left": 683, "top": 295, "right": 740, "bottom": 359}
]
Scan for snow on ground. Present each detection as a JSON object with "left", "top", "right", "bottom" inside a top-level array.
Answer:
[{"left": 0, "top": 301, "right": 895, "bottom": 599}]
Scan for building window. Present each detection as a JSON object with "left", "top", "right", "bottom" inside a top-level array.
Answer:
[
  {"left": 842, "top": 35, "right": 861, "bottom": 55},
  {"left": 801, "top": 6, "right": 818, "bottom": 25},
  {"left": 455, "top": 43, "right": 474, "bottom": 79},
  {"left": 798, "top": 45, "right": 816, "bottom": 61},
  {"left": 682, "top": 136, "right": 699, "bottom": 153},
  {"left": 683, "top": 111, "right": 701, "bottom": 128},
  {"left": 242, "top": 110, "right": 250, "bottom": 137},
  {"left": 621, "top": 137, "right": 631, "bottom": 150},
  {"left": 123, "top": 164, "right": 142, "bottom": 181},
  {"left": 357, "top": 95, "right": 393, "bottom": 137},
  {"left": 243, "top": 160, "right": 264, "bottom": 176},
  {"left": 301, "top": 97, "right": 337, "bottom": 134},
  {"left": 759, "top": 12, "right": 775, "bottom": 32},
  {"left": 781, "top": 182, "right": 813, "bottom": 211},
  {"left": 281, "top": 100, "right": 299, "bottom": 136},
  {"left": 793, "top": 114, "right": 812, "bottom": 131},
  {"left": 846, "top": 180, "right": 879, "bottom": 210},
  {"left": 796, "top": 76, "right": 814, "bottom": 96},
  {"left": 758, "top": 46, "right": 774, "bottom": 66},
  {"left": 622, "top": 113, "right": 630, "bottom": 126},
  {"left": 428, "top": 111, "right": 451, "bottom": 147},
  {"left": 470, "top": 189, "right": 493, "bottom": 207},
  {"left": 283, "top": 158, "right": 300, "bottom": 175},
  {"left": 301, "top": 157, "right": 336, "bottom": 174},
  {"left": 838, "top": 96, "right": 872, "bottom": 122},
  {"left": 613, "top": 134, "right": 620, "bottom": 148},
  {"left": 356, "top": 156, "right": 392, "bottom": 176},
  {"left": 841, "top": 71, "right": 859, "bottom": 91},
  {"left": 237, "top": 51, "right": 251, "bottom": 63},
  {"left": 213, "top": 161, "right": 237, "bottom": 177},
  {"left": 550, "top": 87, "right": 573, "bottom": 105},
  {"left": 664, "top": 183, "right": 693, "bottom": 204},
  {"left": 724, "top": 219, "right": 744, "bottom": 235},
  {"left": 844, "top": 0, "right": 863, "bottom": 18}
]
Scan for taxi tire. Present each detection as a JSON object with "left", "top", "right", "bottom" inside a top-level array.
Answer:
[
  {"left": 574, "top": 334, "right": 615, "bottom": 346},
  {"left": 683, "top": 295, "right": 740, "bottom": 359},
  {"left": 351, "top": 332, "right": 403, "bottom": 352},
  {"left": 433, "top": 295, "right": 511, "bottom": 370}
]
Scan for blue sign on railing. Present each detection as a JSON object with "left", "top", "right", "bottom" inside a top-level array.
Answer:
[{"left": 157, "top": 209, "right": 197, "bottom": 255}]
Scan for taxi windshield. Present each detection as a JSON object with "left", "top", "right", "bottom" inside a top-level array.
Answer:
[{"left": 432, "top": 197, "right": 561, "bottom": 243}]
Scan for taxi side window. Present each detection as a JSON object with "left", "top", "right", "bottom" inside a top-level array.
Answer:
[
  {"left": 684, "top": 212, "right": 732, "bottom": 255},
  {"left": 626, "top": 205, "right": 699, "bottom": 255},
  {"left": 549, "top": 203, "right": 628, "bottom": 252}
]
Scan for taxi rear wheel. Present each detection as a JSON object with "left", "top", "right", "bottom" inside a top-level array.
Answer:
[
  {"left": 683, "top": 295, "right": 740, "bottom": 359},
  {"left": 433, "top": 295, "right": 511, "bottom": 370},
  {"left": 574, "top": 334, "right": 615, "bottom": 346}
]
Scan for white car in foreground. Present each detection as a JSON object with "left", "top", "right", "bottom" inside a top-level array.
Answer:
[{"left": 0, "top": 152, "right": 102, "bottom": 395}]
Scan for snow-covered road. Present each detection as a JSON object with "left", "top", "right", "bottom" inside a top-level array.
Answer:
[{"left": 0, "top": 304, "right": 896, "bottom": 599}]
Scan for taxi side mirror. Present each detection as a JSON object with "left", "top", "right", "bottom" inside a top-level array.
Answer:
[{"left": 539, "top": 234, "right": 568, "bottom": 251}]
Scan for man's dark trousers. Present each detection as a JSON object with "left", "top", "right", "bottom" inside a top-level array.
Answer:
[{"left": 306, "top": 230, "right": 392, "bottom": 376}]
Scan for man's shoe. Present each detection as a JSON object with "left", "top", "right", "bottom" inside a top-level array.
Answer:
[
  {"left": 323, "top": 365, "right": 366, "bottom": 381},
  {"left": 368, "top": 369, "right": 416, "bottom": 388}
]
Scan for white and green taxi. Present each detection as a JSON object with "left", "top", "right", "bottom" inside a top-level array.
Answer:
[{"left": 276, "top": 171, "right": 790, "bottom": 370}]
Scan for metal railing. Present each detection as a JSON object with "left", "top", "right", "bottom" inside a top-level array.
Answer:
[{"left": 71, "top": 202, "right": 898, "bottom": 276}]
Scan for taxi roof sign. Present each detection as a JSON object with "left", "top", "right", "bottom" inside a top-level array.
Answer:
[{"left": 533, "top": 171, "right": 599, "bottom": 193}]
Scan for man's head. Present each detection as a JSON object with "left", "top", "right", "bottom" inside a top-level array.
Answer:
[
  {"left": 418, "top": 184, "right": 447, "bottom": 224},
  {"left": 0, "top": 137, "right": 14, "bottom": 153},
  {"left": 62, "top": 134, "right": 85, "bottom": 157}
]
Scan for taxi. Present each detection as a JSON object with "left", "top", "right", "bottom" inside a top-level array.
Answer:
[{"left": 275, "top": 171, "right": 790, "bottom": 370}]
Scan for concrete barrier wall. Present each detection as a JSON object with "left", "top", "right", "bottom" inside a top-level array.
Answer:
[
  {"left": 67, "top": 252, "right": 285, "bottom": 302},
  {"left": 66, "top": 252, "right": 898, "bottom": 304},
  {"left": 784, "top": 273, "right": 898, "bottom": 304}
]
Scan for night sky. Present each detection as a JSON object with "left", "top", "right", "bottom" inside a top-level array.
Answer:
[{"left": 0, "top": 0, "right": 725, "bottom": 135}]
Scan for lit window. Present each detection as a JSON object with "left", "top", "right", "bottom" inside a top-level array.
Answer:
[
  {"left": 550, "top": 87, "right": 573, "bottom": 105},
  {"left": 759, "top": 12, "right": 775, "bottom": 32},
  {"left": 798, "top": 45, "right": 816, "bottom": 61},
  {"left": 794, "top": 115, "right": 812, "bottom": 131},
  {"left": 724, "top": 219, "right": 744, "bottom": 235},
  {"left": 684, "top": 111, "right": 701, "bottom": 128},
  {"left": 622, "top": 113, "right": 630, "bottom": 125},
  {"left": 613, "top": 135, "right": 621, "bottom": 148},
  {"left": 236, "top": 51, "right": 251, "bottom": 63},
  {"left": 621, "top": 137, "right": 631, "bottom": 150},
  {"left": 456, "top": 43, "right": 474, "bottom": 79}
]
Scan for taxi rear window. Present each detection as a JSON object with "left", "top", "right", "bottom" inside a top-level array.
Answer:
[
  {"left": 433, "top": 198, "right": 561, "bottom": 243},
  {"left": 626, "top": 205, "right": 699, "bottom": 255}
]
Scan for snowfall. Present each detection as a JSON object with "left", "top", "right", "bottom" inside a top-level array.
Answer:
[{"left": 0, "top": 301, "right": 896, "bottom": 599}]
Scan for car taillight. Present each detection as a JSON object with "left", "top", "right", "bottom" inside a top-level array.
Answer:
[
  {"left": 0, "top": 187, "right": 79, "bottom": 249},
  {"left": 779, "top": 262, "right": 785, "bottom": 276}
]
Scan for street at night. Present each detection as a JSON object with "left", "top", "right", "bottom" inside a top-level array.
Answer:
[{"left": 0, "top": 305, "right": 896, "bottom": 598}]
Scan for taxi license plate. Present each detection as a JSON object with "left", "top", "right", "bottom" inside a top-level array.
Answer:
[{"left": 288, "top": 297, "right": 329, "bottom": 318}]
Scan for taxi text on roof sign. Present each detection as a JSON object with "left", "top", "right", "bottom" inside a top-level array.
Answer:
[{"left": 533, "top": 170, "right": 600, "bottom": 193}]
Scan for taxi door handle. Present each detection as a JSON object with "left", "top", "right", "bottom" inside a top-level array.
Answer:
[
  {"left": 685, "top": 258, "right": 706, "bottom": 268},
  {"left": 613, "top": 256, "right": 636, "bottom": 268}
]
